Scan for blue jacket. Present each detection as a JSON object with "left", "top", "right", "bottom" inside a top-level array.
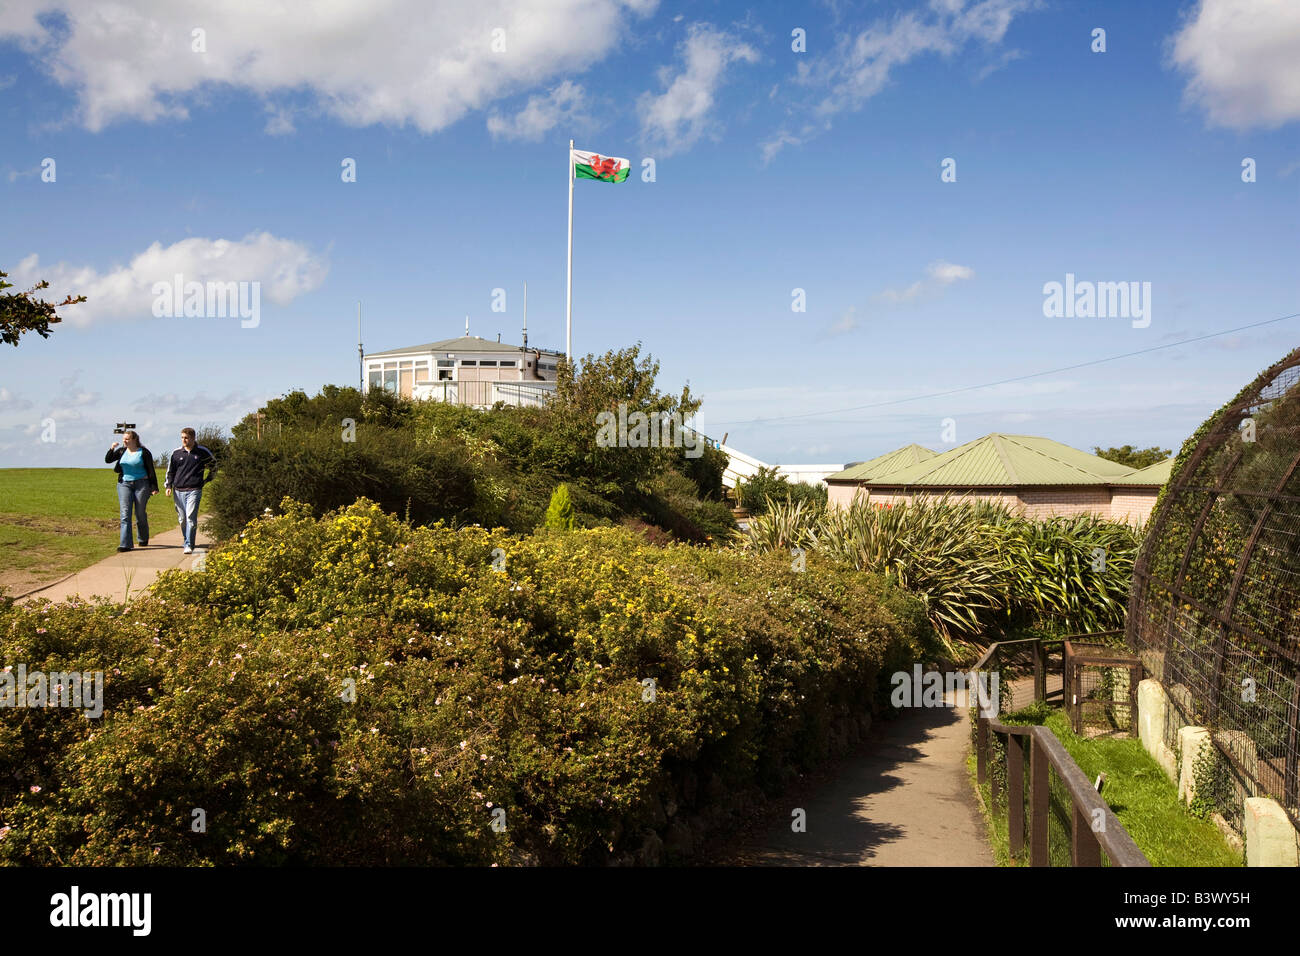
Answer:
[
  {"left": 105, "top": 445, "right": 159, "bottom": 494},
  {"left": 165, "top": 444, "right": 217, "bottom": 491}
]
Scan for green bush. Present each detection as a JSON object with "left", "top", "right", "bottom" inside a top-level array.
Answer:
[
  {"left": 740, "top": 494, "right": 1140, "bottom": 651},
  {"left": 207, "top": 365, "right": 732, "bottom": 545},
  {"left": 0, "top": 499, "right": 932, "bottom": 865},
  {"left": 543, "top": 484, "right": 575, "bottom": 531},
  {"left": 735, "top": 466, "right": 827, "bottom": 515}
]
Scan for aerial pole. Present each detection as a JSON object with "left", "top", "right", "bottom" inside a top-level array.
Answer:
[
  {"left": 565, "top": 137, "right": 574, "bottom": 362},
  {"left": 357, "top": 301, "right": 364, "bottom": 393}
]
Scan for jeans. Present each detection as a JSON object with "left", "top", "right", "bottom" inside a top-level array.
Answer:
[
  {"left": 117, "top": 480, "right": 151, "bottom": 549},
  {"left": 173, "top": 488, "right": 202, "bottom": 549}
]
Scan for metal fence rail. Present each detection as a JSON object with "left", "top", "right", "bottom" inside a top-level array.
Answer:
[{"left": 972, "top": 635, "right": 1151, "bottom": 867}]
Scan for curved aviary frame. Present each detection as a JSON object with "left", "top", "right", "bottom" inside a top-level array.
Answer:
[{"left": 1127, "top": 346, "right": 1300, "bottom": 834}]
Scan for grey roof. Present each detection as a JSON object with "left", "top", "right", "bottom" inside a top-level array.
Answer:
[{"left": 366, "top": 335, "right": 564, "bottom": 358}]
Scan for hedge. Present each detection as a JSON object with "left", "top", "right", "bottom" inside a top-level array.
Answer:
[{"left": 0, "top": 499, "right": 934, "bottom": 865}]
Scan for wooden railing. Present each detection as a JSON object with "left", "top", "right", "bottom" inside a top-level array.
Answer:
[{"left": 973, "top": 633, "right": 1149, "bottom": 867}]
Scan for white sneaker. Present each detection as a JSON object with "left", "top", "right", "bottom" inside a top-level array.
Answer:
[{"left": 183, "top": 546, "right": 193, "bottom": 554}]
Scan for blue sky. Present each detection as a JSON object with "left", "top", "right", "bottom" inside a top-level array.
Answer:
[{"left": 1, "top": 0, "right": 1297, "bottom": 467}]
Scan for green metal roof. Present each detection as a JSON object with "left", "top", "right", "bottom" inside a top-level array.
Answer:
[
  {"left": 367, "top": 335, "right": 564, "bottom": 359},
  {"left": 825, "top": 443, "right": 937, "bottom": 482},
  {"left": 851, "top": 434, "right": 1138, "bottom": 487},
  {"left": 1112, "top": 457, "right": 1174, "bottom": 486}
]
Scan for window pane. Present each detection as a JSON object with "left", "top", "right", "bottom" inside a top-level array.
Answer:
[
  {"left": 384, "top": 370, "right": 398, "bottom": 392},
  {"left": 460, "top": 360, "right": 476, "bottom": 367}
]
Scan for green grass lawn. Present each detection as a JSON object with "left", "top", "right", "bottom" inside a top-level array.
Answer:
[
  {"left": 0, "top": 467, "right": 169, "bottom": 594},
  {"left": 970, "top": 704, "right": 1242, "bottom": 867}
]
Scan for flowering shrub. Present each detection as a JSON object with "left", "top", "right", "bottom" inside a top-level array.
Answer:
[{"left": 0, "top": 499, "right": 932, "bottom": 865}]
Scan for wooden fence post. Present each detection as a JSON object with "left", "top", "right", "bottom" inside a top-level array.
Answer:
[
  {"left": 1007, "top": 732, "right": 1025, "bottom": 857},
  {"left": 1072, "top": 804, "right": 1102, "bottom": 867},
  {"left": 1030, "top": 734, "right": 1049, "bottom": 867},
  {"left": 1033, "top": 642, "right": 1046, "bottom": 703}
]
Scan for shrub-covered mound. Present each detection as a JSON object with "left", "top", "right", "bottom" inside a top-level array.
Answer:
[
  {"left": 204, "top": 345, "right": 736, "bottom": 545},
  {"left": 0, "top": 499, "right": 932, "bottom": 865}
]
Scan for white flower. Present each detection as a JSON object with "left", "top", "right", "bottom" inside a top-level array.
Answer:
[{"left": 459, "top": 741, "right": 468, "bottom": 749}]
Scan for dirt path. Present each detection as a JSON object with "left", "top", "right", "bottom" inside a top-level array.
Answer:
[
  {"left": 720, "top": 700, "right": 993, "bottom": 866},
  {"left": 18, "top": 521, "right": 212, "bottom": 604}
]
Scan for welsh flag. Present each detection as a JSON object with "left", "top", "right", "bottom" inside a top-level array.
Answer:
[{"left": 572, "top": 148, "right": 629, "bottom": 183}]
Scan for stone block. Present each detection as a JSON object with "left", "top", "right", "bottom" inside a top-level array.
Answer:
[
  {"left": 1244, "top": 797, "right": 1299, "bottom": 867},
  {"left": 1177, "top": 726, "right": 1211, "bottom": 804}
]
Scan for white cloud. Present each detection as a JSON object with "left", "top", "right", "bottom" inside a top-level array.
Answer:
[
  {"left": 638, "top": 23, "right": 759, "bottom": 157},
  {"left": 878, "top": 260, "right": 974, "bottom": 303},
  {"left": 0, "top": 0, "right": 657, "bottom": 132},
  {"left": 764, "top": 0, "right": 1038, "bottom": 161},
  {"left": 487, "top": 80, "right": 588, "bottom": 141},
  {"left": 131, "top": 390, "right": 270, "bottom": 420},
  {"left": 829, "top": 306, "right": 859, "bottom": 336},
  {"left": 0, "top": 388, "right": 34, "bottom": 412},
  {"left": 56, "top": 371, "right": 100, "bottom": 408},
  {"left": 975, "top": 47, "right": 1023, "bottom": 81},
  {"left": 263, "top": 104, "right": 296, "bottom": 136},
  {"left": 1170, "top": 0, "right": 1300, "bottom": 130},
  {"left": 10, "top": 232, "right": 328, "bottom": 326}
]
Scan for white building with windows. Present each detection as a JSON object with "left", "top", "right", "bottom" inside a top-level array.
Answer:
[{"left": 363, "top": 335, "right": 565, "bottom": 408}]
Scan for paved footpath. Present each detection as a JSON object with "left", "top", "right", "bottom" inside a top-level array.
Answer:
[
  {"left": 724, "top": 698, "right": 993, "bottom": 866},
  {"left": 20, "top": 521, "right": 212, "bottom": 604}
]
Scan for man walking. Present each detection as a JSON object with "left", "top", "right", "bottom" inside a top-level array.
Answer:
[{"left": 165, "top": 427, "right": 217, "bottom": 554}]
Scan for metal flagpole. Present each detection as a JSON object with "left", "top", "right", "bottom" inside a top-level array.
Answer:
[
  {"left": 357, "top": 301, "right": 364, "bottom": 393},
  {"left": 565, "top": 138, "right": 574, "bottom": 362}
]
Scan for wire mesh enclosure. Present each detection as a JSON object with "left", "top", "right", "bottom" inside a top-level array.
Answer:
[
  {"left": 976, "top": 717, "right": 1148, "bottom": 866},
  {"left": 1064, "top": 641, "right": 1142, "bottom": 737},
  {"left": 1128, "top": 346, "right": 1300, "bottom": 833}
]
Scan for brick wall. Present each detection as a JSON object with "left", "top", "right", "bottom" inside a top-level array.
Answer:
[
  {"left": 1016, "top": 486, "right": 1112, "bottom": 519},
  {"left": 828, "top": 482, "right": 1158, "bottom": 522},
  {"left": 1110, "top": 489, "right": 1158, "bottom": 525}
]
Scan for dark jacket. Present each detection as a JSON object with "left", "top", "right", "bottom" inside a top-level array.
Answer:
[
  {"left": 165, "top": 444, "right": 217, "bottom": 491},
  {"left": 105, "top": 445, "right": 159, "bottom": 494}
]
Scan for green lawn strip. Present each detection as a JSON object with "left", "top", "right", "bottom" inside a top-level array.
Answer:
[
  {"left": 1038, "top": 710, "right": 1241, "bottom": 867},
  {"left": 0, "top": 467, "right": 170, "bottom": 590},
  {"left": 0, "top": 515, "right": 120, "bottom": 573},
  {"left": 969, "top": 705, "right": 1242, "bottom": 867}
]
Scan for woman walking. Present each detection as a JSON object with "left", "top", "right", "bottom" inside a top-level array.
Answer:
[{"left": 105, "top": 430, "right": 159, "bottom": 552}]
